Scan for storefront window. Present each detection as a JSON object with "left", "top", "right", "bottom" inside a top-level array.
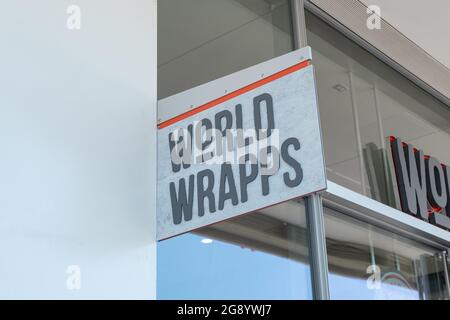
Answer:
[
  {"left": 158, "top": 0, "right": 294, "bottom": 99},
  {"left": 306, "top": 11, "right": 450, "bottom": 206},
  {"left": 157, "top": 2, "right": 450, "bottom": 300},
  {"left": 325, "top": 206, "right": 449, "bottom": 300},
  {"left": 157, "top": 0, "right": 311, "bottom": 299},
  {"left": 158, "top": 201, "right": 312, "bottom": 299}
]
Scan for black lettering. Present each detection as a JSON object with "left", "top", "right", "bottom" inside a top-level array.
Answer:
[
  {"left": 170, "top": 175, "right": 195, "bottom": 224},
  {"left": 201, "top": 118, "right": 213, "bottom": 163},
  {"left": 281, "top": 137, "right": 303, "bottom": 187},
  {"left": 235, "top": 104, "right": 243, "bottom": 130},
  {"left": 215, "top": 110, "right": 233, "bottom": 136},
  {"left": 431, "top": 164, "right": 450, "bottom": 229},
  {"left": 218, "top": 163, "right": 239, "bottom": 210},
  {"left": 261, "top": 174, "right": 270, "bottom": 196},
  {"left": 239, "top": 164, "right": 258, "bottom": 203},
  {"left": 391, "top": 138, "right": 428, "bottom": 219},
  {"left": 236, "top": 103, "right": 252, "bottom": 162},
  {"left": 215, "top": 110, "right": 233, "bottom": 159},
  {"left": 197, "top": 169, "right": 216, "bottom": 217},
  {"left": 168, "top": 125, "right": 192, "bottom": 173},
  {"left": 444, "top": 165, "right": 450, "bottom": 216},
  {"left": 253, "top": 93, "right": 274, "bottom": 140},
  {"left": 426, "top": 157, "right": 447, "bottom": 209}
]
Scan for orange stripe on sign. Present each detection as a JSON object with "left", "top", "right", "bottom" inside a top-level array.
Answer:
[{"left": 158, "top": 60, "right": 311, "bottom": 129}]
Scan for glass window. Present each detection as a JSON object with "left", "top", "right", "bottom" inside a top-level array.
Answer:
[
  {"left": 306, "top": 11, "right": 450, "bottom": 206},
  {"left": 325, "top": 206, "right": 449, "bottom": 300},
  {"left": 157, "top": 0, "right": 311, "bottom": 300},
  {"left": 158, "top": 0, "right": 294, "bottom": 99},
  {"left": 157, "top": 201, "right": 312, "bottom": 299}
]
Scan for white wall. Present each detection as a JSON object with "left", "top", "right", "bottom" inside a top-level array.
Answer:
[{"left": 0, "top": 0, "right": 157, "bottom": 299}]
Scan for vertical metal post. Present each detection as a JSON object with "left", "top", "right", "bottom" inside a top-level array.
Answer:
[
  {"left": 373, "top": 84, "right": 386, "bottom": 152},
  {"left": 348, "top": 70, "right": 367, "bottom": 195},
  {"left": 442, "top": 251, "right": 450, "bottom": 299},
  {"left": 291, "top": 0, "right": 308, "bottom": 48},
  {"left": 291, "top": 0, "right": 330, "bottom": 300},
  {"left": 373, "top": 84, "right": 396, "bottom": 207},
  {"left": 368, "top": 226, "right": 376, "bottom": 267},
  {"left": 413, "top": 259, "right": 425, "bottom": 300},
  {"left": 306, "top": 194, "right": 330, "bottom": 300}
]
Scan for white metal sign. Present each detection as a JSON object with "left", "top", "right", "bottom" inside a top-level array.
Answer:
[{"left": 157, "top": 47, "right": 326, "bottom": 240}]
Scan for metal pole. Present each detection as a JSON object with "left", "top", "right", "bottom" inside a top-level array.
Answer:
[
  {"left": 306, "top": 194, "right": 330, "bottom": 300},
  {"left": 291, "top": 0, "right": 330, "bottom": 300},
  {"left": 373, "top": 84, "right": 396, "bottom": 206},
  {"left": 368, "top": 226, "right": 376, "bottom": 267},
  {"left": 442, "top": 251, "right": 450, "bottom": 299},
  {"left": 348, "top": 70, "right": 367, "bottom": 195},
  {"left": 291, "top": 0, "right": 308, "bottom": 48}
]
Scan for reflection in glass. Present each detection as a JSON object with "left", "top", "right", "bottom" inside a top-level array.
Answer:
[
  {"left": 157, "top": 0, "right": 311, "bottom": 299},
  {"left": 325, "top": 206, "right": 449, "bottom": 300},
  {"left": 157, "top": 201, "right": 312, "bottom": 299},
  {"left": 158, "top": 0, "right": 294, "bottom": 99},
  {"left": 306, "top": 11, "right": 450, "bottom": 205}
]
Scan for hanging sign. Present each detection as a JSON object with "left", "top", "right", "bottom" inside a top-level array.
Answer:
[{"left": 156, "top": 47, "right": 326, "bottom": 240}]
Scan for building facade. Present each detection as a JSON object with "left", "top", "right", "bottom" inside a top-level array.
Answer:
[
  {"left": 1, "top": 0, "right": 450, "bottom": 300},
  {"left": 157, "top": 0, "right": 450, "bottom": 300}
]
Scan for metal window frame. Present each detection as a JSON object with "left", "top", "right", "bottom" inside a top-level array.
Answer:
[{"left": 323, "top": 181, "right": 450, "bottom": 250}]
